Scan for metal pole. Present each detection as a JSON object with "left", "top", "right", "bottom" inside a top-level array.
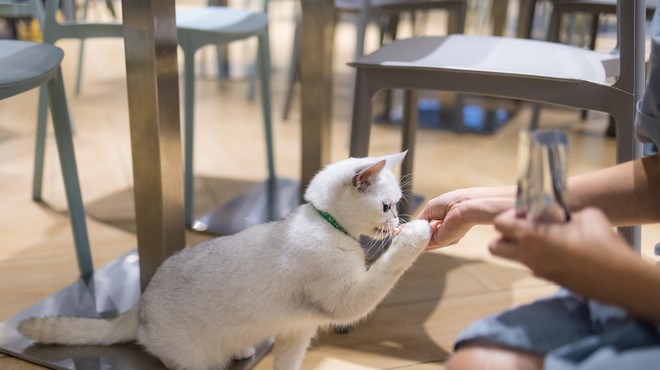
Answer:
[
  {"left": 121, "top": 0, "right": 186, "bottom": 291},
  {"left": 300, "top": 0, "right": 335, "bottom": 192}
]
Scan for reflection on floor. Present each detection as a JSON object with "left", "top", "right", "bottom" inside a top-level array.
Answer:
[{"left": 1, "top": 0, "right": 658, "bottom": 369}]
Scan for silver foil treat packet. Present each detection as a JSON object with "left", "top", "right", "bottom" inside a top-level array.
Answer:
[{"left": 516, "top": 129, "right": 570, "bottom": 223}]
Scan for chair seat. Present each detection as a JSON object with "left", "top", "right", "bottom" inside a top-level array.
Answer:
[
  {"left": 176, "top": 7, "right": 268, "bottom": 38},
  {"left": 351, "top": 35, "right": 616, "bottom": 83},
  {"left": 0, "top": 40, "right": 63, "bottom": 99}
]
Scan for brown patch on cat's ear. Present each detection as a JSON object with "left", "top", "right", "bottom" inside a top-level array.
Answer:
[{"left": 353, "top": 160, "right": 386, "bottom": 192}]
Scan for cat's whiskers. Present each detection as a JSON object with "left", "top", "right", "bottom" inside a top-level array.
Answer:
[
  {"left": 363, "top": 235, "right": 384, "bottom": 261},
  {"left": 399, "top": 173, "right": 413, "bottom": 186},
  {"left": 398, "top": 175, "right": 414, "bottom": 207},
  {"left": 398, "top": 213, "right": 413, "bottom": 220},
  {"left": 363, "top": 222, "right": 395, "bottom": 257}
]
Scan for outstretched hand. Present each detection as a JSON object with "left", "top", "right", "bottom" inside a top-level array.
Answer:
[{"left": 417, "top": 187, "right": 515, "bottom": 250}]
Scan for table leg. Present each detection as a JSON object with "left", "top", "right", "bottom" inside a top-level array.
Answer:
[
  {"left": 121, "top": 0, "right": 185, "bottom": 290},
  {"left": 300, "top": 0, "right": 335, "bottom": 192}
]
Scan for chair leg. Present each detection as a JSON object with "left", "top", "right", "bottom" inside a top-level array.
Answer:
[
  {"left": 282, "top": 14, "right": 301, "bottom": 120},
  {"left": 247, "top": 61, "right": 257, "bottom": 102},
  {"left": 74, "top": 40, "right": 86, "bottom": 95},
  {"left": 184, "top": 48, "right": 196, "bottom": 228},
  {"left": 611, "top": 106, "right": 642, "bottom": 252},
  {"left": 349, "top": 69, "right": 374, "bottom": 157},
  {"left": 32, "top": 86, "right": 49, "bottom": 201},
  {"left": 400, "top": 89, "right": 418, "bottom": 220},
  {"left": 105, "top": 0, "right": 117, "bottom": 18},
  {"left": 215, "top": 44, "right": 228, "bottom": 88},
  {"left": 258, "top": 31, "right": 275, "bottom": 180},
  {"left": 75, "top": 0, "right": 93, "bottom": 96},
  {"left": 47, "top": 67, "right": 93, "bottom": 277},
  {"left": 355, "top": 8, "right": 368, "bottom": 58},
  {"left": 529, "top": 102, "right": 542, "bottom": 131}
]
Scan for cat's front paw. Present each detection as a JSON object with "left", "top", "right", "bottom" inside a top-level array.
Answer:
[{"left": 395, "top": 220, "right": 432, "bottom": 253}]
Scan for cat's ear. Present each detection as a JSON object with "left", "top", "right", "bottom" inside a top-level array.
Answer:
[
  {"left": 382, "top": 151, "right": 407, "bottom": 170},
  {"left": 353, "top": 160, "right": 386, "bottom": 192}
]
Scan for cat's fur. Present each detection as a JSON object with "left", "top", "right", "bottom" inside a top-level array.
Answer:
[{"left": 18, "top": 152, "right": 432, "bottom": 370}]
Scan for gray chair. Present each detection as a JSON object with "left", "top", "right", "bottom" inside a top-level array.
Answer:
[
  {"left": 0, "top": 0, "right": 44, "bottom": 29},
  {"left": 74, "top": 0, "right": 120, "bottom": 95},
  {"left": 0, "top": 0, "right": 44, "bottom": 40},
  {"left": 282, "top": 0, "right": 467, "bottom": 120},
  {"left": 528, "top": 0, "right": 656, "bottom": 130},
  {"left": 176, "top": 7, "right": 274, "bottom": 227},
  {"left": 348, "top": 0, "right": 645, "bottom": 248},
  {"left": 22, "top": 0, "right": 275, "bottom": 229},
  {"left": 32, "top": 0, "right": 123, "bottom": 204},
  {"left": 0, "top": 40, "right": 92, "bottom": 276}
]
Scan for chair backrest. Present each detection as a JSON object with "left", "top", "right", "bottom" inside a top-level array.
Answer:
[
  {"left": 0, "top": 0, "right": 45, "bottom": 28},
  {"left": 42, "top": 0, "right": 123, "bottom": 44}
]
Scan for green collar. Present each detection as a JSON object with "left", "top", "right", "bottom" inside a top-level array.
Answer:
[{"left": 313, "top": 205, "right": 357, "bottom": 241}]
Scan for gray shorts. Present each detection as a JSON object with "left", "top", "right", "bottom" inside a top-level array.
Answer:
[{"left": 454, "top": 289, "right": 660, "bottom": 370}]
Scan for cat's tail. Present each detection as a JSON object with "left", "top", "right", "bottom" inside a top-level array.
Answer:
[{"left": 17, "top": 306, "right": 139, "bottom": 346}]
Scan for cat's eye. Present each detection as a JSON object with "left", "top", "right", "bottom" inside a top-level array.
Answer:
[{"left": 382, "top": 203, "right": 392, "bottom": 212}]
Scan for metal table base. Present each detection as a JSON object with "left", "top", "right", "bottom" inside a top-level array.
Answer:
[
  {"left": 0, "top": 251, "right": 272, "bottom": 370},
  {"left": 192, "top": 177, "right": 301, "bottom": 235}
]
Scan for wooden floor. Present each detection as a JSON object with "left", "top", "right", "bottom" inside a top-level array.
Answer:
[{"left": 1, "top": 1, "right": 659, "bottom": 369}]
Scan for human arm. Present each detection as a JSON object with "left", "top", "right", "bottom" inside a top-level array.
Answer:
[
  {"left": 566, "top": 154, "right": 660, "bottom": 226},
  {"left": 418, "top": 154, "right": 660, "bottom": 249},
  {"left": 490, "top": 207, "right": 660, "bottom": 324},
  {"left": 417, "top": 185, "right": 516, "bottom": 249}
]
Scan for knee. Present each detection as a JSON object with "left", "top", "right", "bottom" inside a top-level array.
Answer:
[{"left": 446, "top": 343, "right": 544, "bottom": 370}]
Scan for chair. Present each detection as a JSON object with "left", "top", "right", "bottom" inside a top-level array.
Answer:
[
  {"left": 25, "top": 0, "right": 275, "bottom": 228},
  {"left": 348, "top": 0, "right": 645, "bottom": 248},
  {"left": 518, "top": 0, "right": 656, "bottom": 44},
  {"left": 281, "top": 0, "right": 467, "bottom": 120},
  {"left": 0, "top": 40, "right": 92, "bottom": 277},
  {"left": 73, "top": 0, "right": 120, "bottom": 95},
  {"left": 32, "top": 0, "right": 123, "bottom": 204},
  {"left": 0, "top": 0, "right": 44, "bottom": 40},
  {"left": 176, "top": 7, "right": 274, "bottom": 227},
  {"left": 0, "top": 0, "right": 44, "bottom": 30},
  {"left": 336, "top": 0, "right": 466, "bottom": 59},
  {"left": 526, "top": 0, "right": 656, "bottom": 130}
]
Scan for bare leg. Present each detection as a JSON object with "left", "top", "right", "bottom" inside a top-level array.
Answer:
[{"left": 447, "top": 343, "right": 544, "bottom": 370}]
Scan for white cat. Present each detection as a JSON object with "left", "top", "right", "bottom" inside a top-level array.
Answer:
[{"left": 18, "top": 152, "right": 432, "bottom": 370}]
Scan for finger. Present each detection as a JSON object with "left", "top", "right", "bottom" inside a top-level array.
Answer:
[
  {"left": 417, "top": 203, "right": 437, "bottom": 221},
  {"left": 493, "top": 209, "right": 529, "bottom": 240},
  {"left": 425, "top": 226, "right": 459, "bottom": 250},
  {"left": 417, "top": 197, "right": 451, "bottom": 221},
  {"left": 489, "top": 237, "right": 519, "bottom": 260},
  {"left": 430, "top": 220, "right": 442, "bottom": 233}
]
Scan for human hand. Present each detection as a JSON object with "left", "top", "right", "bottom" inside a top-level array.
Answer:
[
  {"left": 418, "top": 187, "right": 515, "bottom": 250},
  {"left": 489, "top": 207, "right": 631, "bottom": 287}
]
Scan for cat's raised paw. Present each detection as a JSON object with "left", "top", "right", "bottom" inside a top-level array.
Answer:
[{"left": 396, "top": 220, "right": 432, "bottom": 251}]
